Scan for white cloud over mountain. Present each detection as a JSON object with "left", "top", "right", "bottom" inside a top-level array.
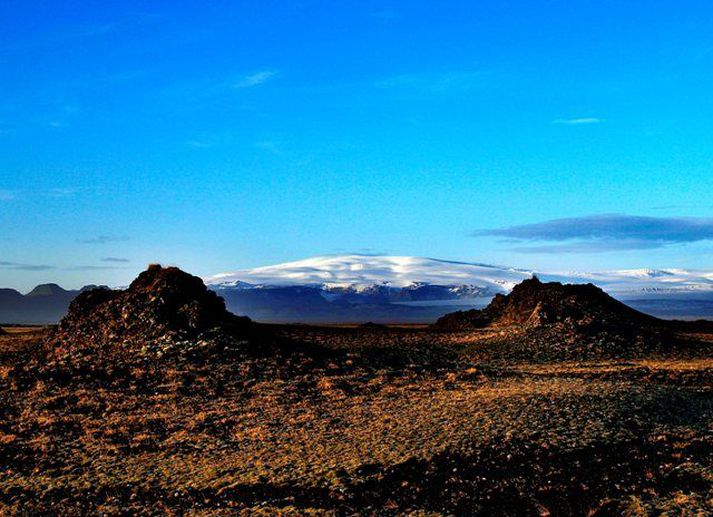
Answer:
[{"left": 207, "top": 254, "right": 713, "bottom": 299}]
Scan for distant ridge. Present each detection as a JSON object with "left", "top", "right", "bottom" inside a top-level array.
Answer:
[
  {"left": 26, "top": 283, "right": 69, "bottom": 298},
  {"left": 207, "top": 255, "right": 713, "bottom": 323},
  {"left": 0, "top": 285, "right": 79, "bottom": 325},
  {"left": 4, "top": 255, "right": 713, "bottom": 324}
]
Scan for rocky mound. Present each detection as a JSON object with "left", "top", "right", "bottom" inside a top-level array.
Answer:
[
  {"left": 434, "top": 277, "right": 660, "bottom": 332},
  {"left": 45, "top": 264, "right": 254, "bottom": 362},
  {"left": 431, "top": 308, "right": 493, "bottom": 330},
  {"left": 433, "top": 278, "right": 672, "bottom": 360}
]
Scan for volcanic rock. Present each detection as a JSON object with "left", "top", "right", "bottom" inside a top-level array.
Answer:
[
  {"left": 45, "top": 264, "right": 253, "bottom": 361},
  {"left": 434, "top": 277, "right": 661, "bottom": 334},
  {"left": 0, "top": 326, "right": 6, "bottom": 336},
  {"left": 433, "top": 278, "right": 671, "bottom": 360},
  {"left": 431, "top": 309, "right": 492, "bottom": 330}
]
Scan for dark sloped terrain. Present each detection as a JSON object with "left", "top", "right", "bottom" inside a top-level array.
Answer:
[
  {"left": 14, "top": 265, "right": 343, "bottom": 395},
  {"left": 432, "top": 277, "right": 682, "bottom": 361},
  {"left": 434, "top": 277, "right": 660, "bottom": 331},
  {"left": 0, "top": 271, "right": 711, "bottom": 515},
  {"left": 45, "top": 265, "right": 253, "bottom": 361},
  {"left": 489, "top": 276, "right": 659, "bottom": 329}
]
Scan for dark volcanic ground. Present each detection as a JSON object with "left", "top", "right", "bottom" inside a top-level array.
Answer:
[
  {"left": 1, "top": 269, "right": 712, "bottom": 515},
  {"left": 0, "top": 323, "right": 711, "bottom": 516}
]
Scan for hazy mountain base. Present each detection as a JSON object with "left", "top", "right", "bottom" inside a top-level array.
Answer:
[
  {"left": 0, "top": 325, "right": 711, "bottom": 516},
  {"left": 8, "top": 287, "right": 713, "bottom": 326}
]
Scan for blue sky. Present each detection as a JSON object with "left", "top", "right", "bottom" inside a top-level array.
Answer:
[{"left": 2, "top": 0, "right": 713, "bottom": 290}]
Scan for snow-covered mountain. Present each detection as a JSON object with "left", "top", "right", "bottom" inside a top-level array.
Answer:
[
  {"left": 208, "top": 255, "right": 713, "bottom": 297},
  {"left": 4, "top": 256, "right": 713, "bottom": 325},
  {"left": 546, "top": 269, "right": 713, "bottom": 298},
  {"left": 205, "top": 255, "right": 713, "bottom": 323},
  {"left": 208, "top": 255, "right": 532, "bottom": 294}
]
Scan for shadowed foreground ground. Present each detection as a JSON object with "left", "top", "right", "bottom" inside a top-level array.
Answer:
[{"left": 0, "top": 325, "right": 711, "bottom": 515}]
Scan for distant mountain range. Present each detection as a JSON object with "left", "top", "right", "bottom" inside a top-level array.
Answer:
[
  {"left": 206, "top": 255, "right": 713, "bottom": 323},
  {"left": 0, "top": 284, "right": 105, "bottom": 325},
  {"left": 4, "top": 255, "right": 713, "bottom": 325}
]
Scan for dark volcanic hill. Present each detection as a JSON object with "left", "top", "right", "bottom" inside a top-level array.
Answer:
[
  {"left": 434, "top": 277, "right": 661, "bottom": 332},
  {"left": 26, "top": 283, "right": 68, "bottom": 298},
  {"left": 24, "top": 265, "right": 346, "bottom": 397},
  {"left": 432, "top": 277, "right": 673, "bottom": 360},
  {"left": 0, "top": 284, "right": 110, "bottom": 325},
  {"left": 45, "top": 265, "right": 254, "bottom": 363},
  {"left": 0, "top": 285, "right": 76, "bottom": 325}
]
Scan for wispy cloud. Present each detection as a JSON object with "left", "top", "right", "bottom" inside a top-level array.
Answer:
[
  {"left": 101, "top": 257, "right": 130, "bottom": 263},
  {"left": 67, "top": 264, "right": 132, "bottom": 271},
  {"left": 186, "top": 139, "right": 211, "bottom": 148},
  {"left": 553, "top": 117, "right": 603, "bottom": 125},
  {"left": 0, "top": 188, "right": 86, "bottom": 201},
  {"left": 331, "top": 248, "right": 391, "bottom": 256},
  {"left": 234, "top": 70, "right": 278, "bottom": 88},
  {"left": 159, "top": 69, "right": 278, "bottom": 104},
  {"left": 77, "top": 235, "right": 130, "bottom": 245},
  {"left": 0, "top": 261, "right": 54, "bottom": 271},
  {"left": 2, "top": 23, "right": 117, "bottom": 52},
  {"left": 475, "top": 214, "right": 713, "bottom": 253},
  {"left": 46, "top": 187, "right": 80, "bottom": 198}
]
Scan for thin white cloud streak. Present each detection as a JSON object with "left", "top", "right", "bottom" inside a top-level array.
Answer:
[
  {"left": 46, "top": 188, "right": 80, "bottom": 198},
  {"left": 0, "top": 261, "right": 54, "bottom": 271},
  {"left": 186, "top": 140, "right": 211, "bottom": 148},
  {"left": 159, "top": 68, "right": 278, "bottom": 104},
  {"left": 0, "top": 188, "right": 88, "bottom": 201},
  {"left": 68, "top": 264, "right": 133, "bottom": 271},
  {"left": 553, "top": 117, "right": 603, "bottom": 125},
  {"left": 234, "top": 70, "right": 278, "bottom": 88},
  {"left": 77, "top": 235, "right": 130, "bottom": 245},
  {"left": 1, "top": 23, "right": 117, "bottom": 52}
]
